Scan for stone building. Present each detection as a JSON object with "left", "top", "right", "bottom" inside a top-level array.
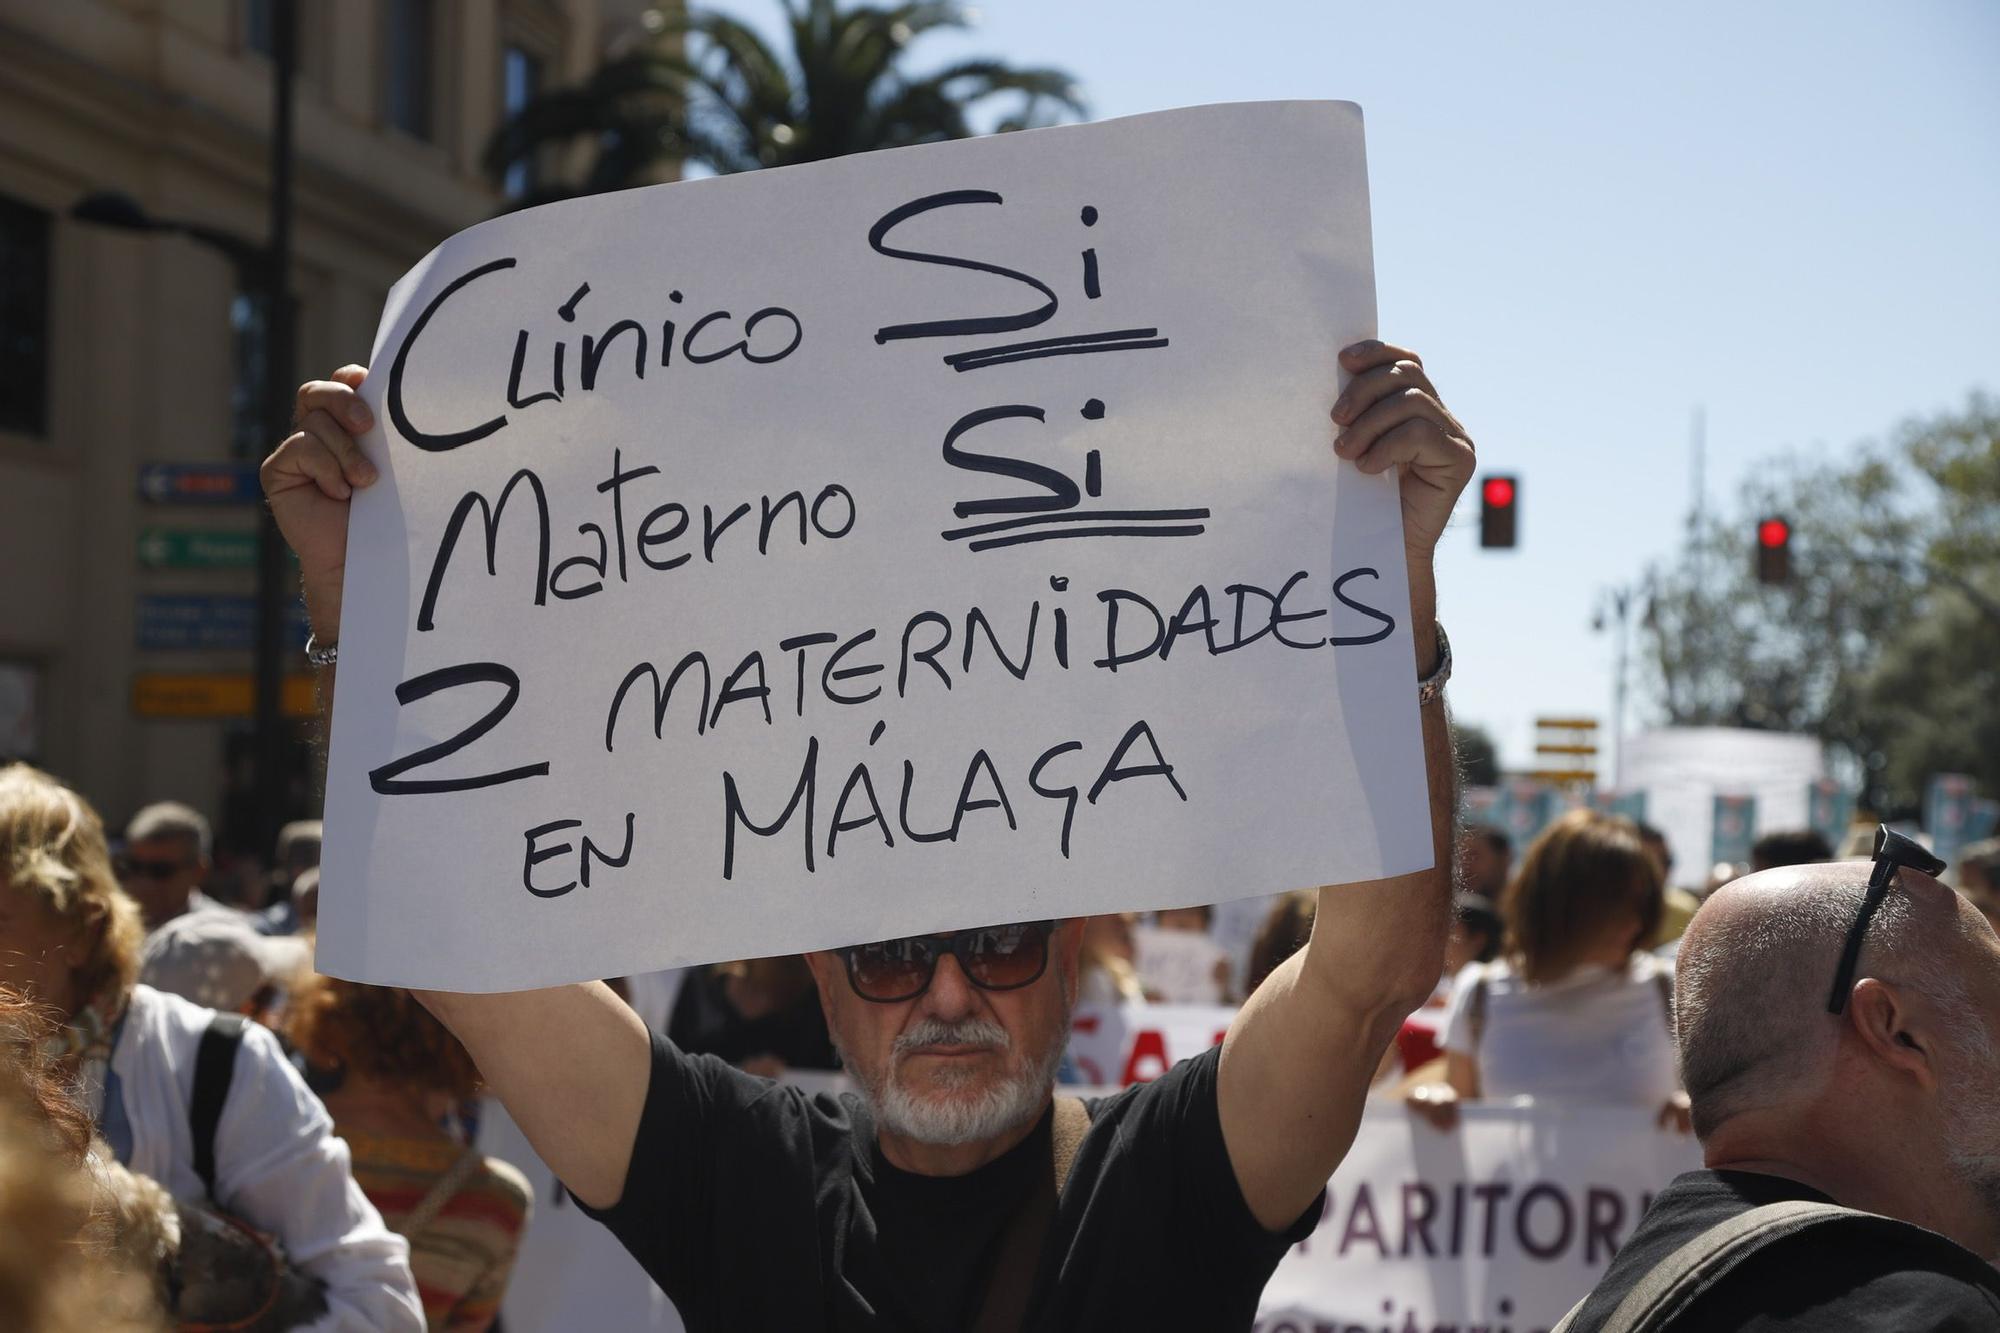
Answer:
[{"left": 0, "top": 0, "right": 648, "bottom": 865}]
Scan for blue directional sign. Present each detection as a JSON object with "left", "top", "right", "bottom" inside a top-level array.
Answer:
[
  {"left": 136, "top": 595, "right": 307, "bottom": 652},
  {"left": 137, "top": 461, "right": 261, "bottom": 506}
]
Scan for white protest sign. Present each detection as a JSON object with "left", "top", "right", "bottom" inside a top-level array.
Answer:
[
  {"left": 1067, "top": 1000, "right": 1235, "bottom": 1086},
  {"left": 1257, "top": 1103, "right": 1703, "bottom": 1333},
  {"left": 477, "top": 1100, "right": 686, "bottom": 1333},
  {"left": 319, "top": 101, "right": 1430, "bottom": 990},
  {"left": 1132, "top": 924, "right": 1231, "bottom": 1002}
]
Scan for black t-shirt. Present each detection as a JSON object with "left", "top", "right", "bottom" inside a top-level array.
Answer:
[
  {"left": 578, "top": 1033, "right": 1319, "bottom": 1331},
  {"left": 1566, "top": 1169, "right": 2000, "bottom": 1331}
]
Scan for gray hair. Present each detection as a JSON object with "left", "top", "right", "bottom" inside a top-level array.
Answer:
[
  {"left": 1677, "top": 877, "right": 1978, "bottom": 1138},
  {"left": 124, "top": 801, "right": 212, "bottom": 862}
]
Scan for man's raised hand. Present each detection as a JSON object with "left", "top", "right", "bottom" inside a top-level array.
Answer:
[
  {"left": 1330, "top": 341, "right": 1476, "bottom": 558},
  {"left": 261, "top": 365, "right": 376, "bottom": 640}
]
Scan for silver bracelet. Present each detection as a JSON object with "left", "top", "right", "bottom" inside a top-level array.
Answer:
[
  {"left": 1416, "top": 621, "right": 1451, "bottom": 707},
  {"left": 305, "top": 633, "right": 339, "bottom": 669}
]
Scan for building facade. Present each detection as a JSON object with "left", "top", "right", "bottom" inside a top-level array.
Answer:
[{"left": 0, "top": 0, "right": 650, "bottom": 865}]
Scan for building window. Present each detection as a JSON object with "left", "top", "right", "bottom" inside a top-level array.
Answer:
[
  {"left": 0, "top": 660, "right": 41, "bottom": 764},
  {"left": 0, "top": 195, "right": 50, "bottom": 437},
  {"left": 502, "top": 44, "right": 544, "bottom": 198},
  {"left": 384, "top": 0, "right": 436, "bottom": 140},
  {"left": 230, "top": 291, "right": 269, "bottom": 459},
  {"left": 246, "top": 0, "right": 277, "bottom": 55}
]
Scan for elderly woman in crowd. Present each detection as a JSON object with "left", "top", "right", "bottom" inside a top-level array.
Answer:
[
  {"left": 289, "top": 972, "right": 531, "bottom": 1332},
  {"left": 0, "top": 762, "right": 422, "bottom": 1330},
  {"left": 1411, "top": 809, "right": 1690, "bottom": 1130}
]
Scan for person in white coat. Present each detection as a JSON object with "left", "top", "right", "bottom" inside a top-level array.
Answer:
[{"left": 0, "top": 762, "right": 422, "bottom": 1332}]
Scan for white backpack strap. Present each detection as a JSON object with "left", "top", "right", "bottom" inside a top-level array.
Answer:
[{"left": 1553, "top": 1200, "right": 1871, "bottom": 1333}]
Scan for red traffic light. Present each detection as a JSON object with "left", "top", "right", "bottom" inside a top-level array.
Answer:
[
  {"left": 1755, "top": 515, "right": 1792, "bottom": 584},
  {"left": 1479, "top": 474, "right": 1518, "bottom": 548}
]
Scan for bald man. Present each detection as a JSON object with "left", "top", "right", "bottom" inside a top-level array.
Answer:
[{"left": 1561, "top": 853, "right": 2000, "bottom": 1330}]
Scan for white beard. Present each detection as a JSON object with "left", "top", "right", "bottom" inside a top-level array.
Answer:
[{"left": 863, "top": 1016, "right": 1066, "bottom": 1147}]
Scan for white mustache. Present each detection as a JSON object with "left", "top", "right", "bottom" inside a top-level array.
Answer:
[{"left": 893, "top": 1017, "right": 1009, "bottom": 1058}]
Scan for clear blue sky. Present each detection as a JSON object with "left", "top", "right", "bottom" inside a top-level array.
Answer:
[{"left": 735, "top": 0, "right": 2000, "bottom": 771}]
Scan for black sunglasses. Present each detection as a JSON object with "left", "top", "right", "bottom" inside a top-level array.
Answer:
[
  {"left": 841, "top": 921, "right": 1058, "bottom": 1003},
  {"left": 1826, "top": 825, "right": 1947, "bottom": 1014},
  {"left": 115, "top": 855, "right": 192, "bottom": 883}
]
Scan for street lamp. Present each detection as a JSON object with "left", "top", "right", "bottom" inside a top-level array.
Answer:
[
  {"left": 70, "top": 1, "right": 296, "bottom": 869},
  {"left": 70, "top": 191, "right": 266, "bottom": 269},
  {"left": 1592, "top": 576, "right": 1656, "bottom": 792}
]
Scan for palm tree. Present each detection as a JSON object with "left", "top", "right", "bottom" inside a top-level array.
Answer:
[{"left": 484, "top": 0, "right": 1085, "bottom": 204}]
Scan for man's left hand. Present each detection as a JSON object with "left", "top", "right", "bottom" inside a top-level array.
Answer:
[{"left": 1331, "top": 341, "right": 1476, "bottom": 560}]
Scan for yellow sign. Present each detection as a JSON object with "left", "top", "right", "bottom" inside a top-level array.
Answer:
[{"left": 132, "top": 674, "right": 316, "bottom": 719}]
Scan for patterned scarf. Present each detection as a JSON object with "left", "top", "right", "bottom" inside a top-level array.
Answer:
[{"left": 41, "top": 987, "right": 128, "bottom": 1121}]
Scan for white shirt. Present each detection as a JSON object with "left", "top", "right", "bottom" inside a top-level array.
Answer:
[
  {"left": 1439, "top": 954, "right": 1679, "bottom": 1107},
  {"left": 102, "top": 985, "right": 423, "bottom": 1332}
]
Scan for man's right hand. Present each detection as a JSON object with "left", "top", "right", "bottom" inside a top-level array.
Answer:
[{"left": 260, "top": 365, "right": 377, "bottom": 641}]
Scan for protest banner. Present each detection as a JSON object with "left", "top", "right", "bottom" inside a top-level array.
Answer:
[
  {"left": 1925, "top": 773, "right": 1997, "bottom": 866},
  {"left": 1068, "top": 1000, "right": 1235, "bottom": 1086},
  {"left": 1710, "top": 793, "right": 1756, "bottom": 866},
  {"left": 1807, "top": 777, "right": 1855, "bottom": 855},
  {"left": 318, "top": 100, "right": 1430, "bottom": 989},
  {"left": 1256, "top": 1102, "right": 1703, "bottom": 1333},
  {"left": 1590, "top": 789, "right": 1646, "bottom": 824},
  {"left": 478, "top": 1100, "right": 686, "bottom": 1333},
  {"left": 1132, "top": 922, "right": 1231, "bottom": 1002},
  {"left": 1491, "top": 778, "right": 1558, "bottom": 852}
]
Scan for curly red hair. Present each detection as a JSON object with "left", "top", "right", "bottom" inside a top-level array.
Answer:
[
  {"left": 0, "top": 986, "right": 92, "bottom": 1163},
  {"left": 286, "top": 974, "right": 481, "bottom": 1098}
]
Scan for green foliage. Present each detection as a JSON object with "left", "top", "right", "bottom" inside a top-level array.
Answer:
[
  {"left": 1454, "top": 720, "right": 1501, "bottom": 788},
  {"left": 484, "top": 0, "right": 1084, "bottom": 202},
  {"left": 1640, "top": 393, "right": 2000, "bottom": 814}
]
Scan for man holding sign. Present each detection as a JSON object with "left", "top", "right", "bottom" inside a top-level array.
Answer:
[{"left": 268, "top": 105, "right": 1470, "bottom": 1329}]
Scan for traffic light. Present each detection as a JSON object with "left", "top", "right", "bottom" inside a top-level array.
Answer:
[
  {"left": 1479, "top": 475, "right": 1518, "bottom": 548},
  {"left": 1755, "top": 515, "right": 1792, "bottom": 584}
]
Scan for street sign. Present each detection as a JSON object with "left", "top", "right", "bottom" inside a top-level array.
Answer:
[
  {"left": 137, "top": 461, "right": 261, "bottom": 506},
  {"left": 136, "top": 528, "right": 259, "bottom": 570},
  {"left": 136, "top": 595, "right": 307, "bottom": 652},
  {"left": 132, "top": 673, "right": 315, "bottom": 719}
]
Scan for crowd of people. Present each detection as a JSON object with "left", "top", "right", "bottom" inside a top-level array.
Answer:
[
  {"left": 0, "top": 766, "right": 505, "bottom": 1330},
  {"left": 3, "top": 334, "right": 1995, "bottom": 1332},
  {"left": 8, "top": 754, "right": 1997, "bottom": 1330}
]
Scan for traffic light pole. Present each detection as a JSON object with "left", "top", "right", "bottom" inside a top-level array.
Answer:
[{"left": 253, "top": 0, "right": 297, "bottom": 867}]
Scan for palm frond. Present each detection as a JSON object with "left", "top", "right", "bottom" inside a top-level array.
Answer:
[{"left": 482, "top": 0, "right": 1082, "bottom": 202}]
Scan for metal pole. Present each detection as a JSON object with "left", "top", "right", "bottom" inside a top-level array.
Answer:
[
  {"left": 1611, "top": 589, "right": 1629, "bottom": 790},
  {"left": 254, "top": 0, "right": 297, "bottom": 869}
]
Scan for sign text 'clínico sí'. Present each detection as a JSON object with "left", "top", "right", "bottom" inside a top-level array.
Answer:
[{"left": 319, "top": 101, "right": 1431, "bottom": 991}]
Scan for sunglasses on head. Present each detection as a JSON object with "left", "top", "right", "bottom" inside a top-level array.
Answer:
[
  {"left": 840, "top": 920, "right": 1058, "bottom": 1003},
  {"left": 1826, "top": 825, "right": 1947, "bottom": 1014},
  {"left": 114, "top": 855, "right": 191, "bottom": 883}
]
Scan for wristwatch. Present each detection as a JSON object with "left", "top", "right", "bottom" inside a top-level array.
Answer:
[
  {"left": 1417, "top": 622, "right": 1451, "bottom": 707},
  {"left": 305, "top": 634, "right": 339, "bottom": 669}
]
